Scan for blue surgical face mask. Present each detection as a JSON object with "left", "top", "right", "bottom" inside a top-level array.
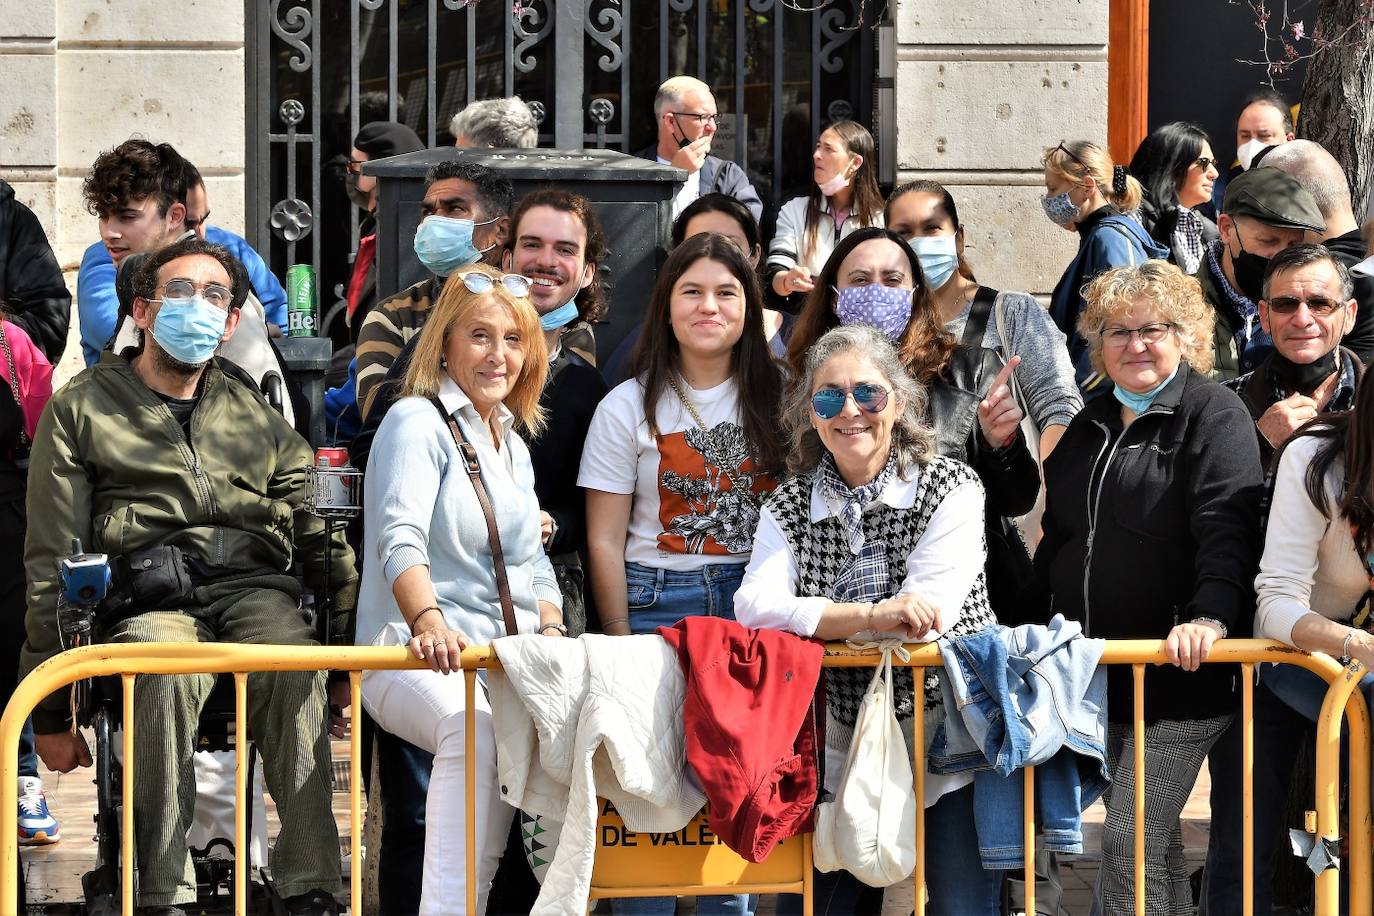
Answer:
[
  {"left": 413, "top": 215, "right": 496, "bottom": 277},
  {"left": 150, "top": 296, "right": 229, "bottom": 366},
  {"left": 1042, "top": 189, "right": 1080, "bottom": 226},
  {"left": 1113, "top": 364, "right": 1180, "bottom": 413},
  {"left": 905, "top": 235, "right": 959, "bottom": 290},
  {"left": 540, "top": 299, "right": 580, "bottom": 332},
  {"left": 834, "top": 283, "right": 914, "bottom": 342}
]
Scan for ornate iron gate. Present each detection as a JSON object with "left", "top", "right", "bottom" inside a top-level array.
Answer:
[{"left": 244, "top": 0, "right": 883, "bottom": 322}]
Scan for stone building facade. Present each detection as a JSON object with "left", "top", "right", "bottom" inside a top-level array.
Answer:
[{"left": 1, "top": 0, "right": 1104, "bottom": 376}]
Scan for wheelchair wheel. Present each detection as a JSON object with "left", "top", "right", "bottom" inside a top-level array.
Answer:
[{"left": 81, "top": 707, "right": 121, "bottom": 916}]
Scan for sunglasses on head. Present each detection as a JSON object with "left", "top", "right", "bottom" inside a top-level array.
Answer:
[
  {"left": 1267, "top": 295, "right": 1344, "bottom": 316},
  {"left": 456, "top": 272, "right": 531, "bottom": 297},
  {"left": 811, "top": 383, "right": 890, "bottom": 420},
  {"left": 1054, "top": 141, "right": 1091, "bottom": 177}
]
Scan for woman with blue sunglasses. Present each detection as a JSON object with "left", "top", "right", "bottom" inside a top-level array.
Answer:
[
  {"left": 736, "top": 324, "right": 1003, "bottom": 914},
  {"left": 784, "top": 227, "right": 1040, "bottom": 625}
]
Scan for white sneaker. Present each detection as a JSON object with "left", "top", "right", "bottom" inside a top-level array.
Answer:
[{"left": 18, "top": 776, "right": 60, "bottom": 846}]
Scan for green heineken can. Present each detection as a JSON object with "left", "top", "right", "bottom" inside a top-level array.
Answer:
[{"left": 286, "top": 263, "right": 318, "bottom": 337}]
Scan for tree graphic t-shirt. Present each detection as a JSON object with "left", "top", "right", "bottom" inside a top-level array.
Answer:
[{"left": 578, "top": 375, "right": 778, "bottom": 571}]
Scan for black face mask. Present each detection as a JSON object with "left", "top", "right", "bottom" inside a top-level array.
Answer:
[
  {"left": 1271, "top": 345, "right": 1340, "bottom": 396},
  {"left": 1227, "top": 227, "right": 1270, "bottom": 303}
]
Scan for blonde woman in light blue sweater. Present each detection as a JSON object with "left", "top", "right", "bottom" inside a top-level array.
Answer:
[{"left": 358, "top": 263, "right": 565, "bottom": 915}]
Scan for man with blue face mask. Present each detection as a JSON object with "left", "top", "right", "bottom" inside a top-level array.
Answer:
[
  {"left": 351, "top": 159, "right": 513, "bottom": 421},
  {"left": 21, "top": 237, "right": 358, "bottom": 915}
]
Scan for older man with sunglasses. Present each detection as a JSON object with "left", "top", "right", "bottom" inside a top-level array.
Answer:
[{"left": 1222, "top": 243, "right": 1361, "bottom": 468}]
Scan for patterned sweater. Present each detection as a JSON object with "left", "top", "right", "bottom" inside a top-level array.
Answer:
[{"left": 767, "top": 455, "right": 997, "bottom": 742}]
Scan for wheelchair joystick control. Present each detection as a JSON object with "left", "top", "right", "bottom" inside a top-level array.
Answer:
[{"left": 58, "top": 538, "right": 111, "bottom": 649}]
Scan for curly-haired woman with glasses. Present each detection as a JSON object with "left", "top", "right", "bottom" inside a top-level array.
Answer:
[{"left": 1034, "top": 261, "right": 1264, "bottom": 915}]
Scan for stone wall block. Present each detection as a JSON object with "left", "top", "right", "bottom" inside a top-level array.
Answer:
[
  {"left": 1, "top": 1, "right": 57, "bottom": 40},
  {"left": 56, "top": 176, "right": 96, "bottom": 270},
  {"left": 58, "top": 0, "right": 243, "bottom": 44},
  {"left": 895, "top": 0, "right": 1109, "bottom": 46},
  {"left": 7, "top": 180, "right": 58, "bottom": 243},
  {"left": 896, "top": 60, "right": 1107, "bottom": 171},
  {"left": 57, "top": 49, "right": 246, "bottom": 172},
  {"left": 204, "top": 175, "right": 247, "bottom": 239},
  {"left": 0, "top": 53, "right": 57, "bottom": 166}
]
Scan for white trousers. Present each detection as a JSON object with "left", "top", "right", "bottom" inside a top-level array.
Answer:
[{"left": 362, "top": 631, "right": 512, "bottom": 916}]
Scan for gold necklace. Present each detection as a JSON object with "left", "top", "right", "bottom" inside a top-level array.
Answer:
[{"left": 665, "top": 374, "right": 742, "bottom": 489}]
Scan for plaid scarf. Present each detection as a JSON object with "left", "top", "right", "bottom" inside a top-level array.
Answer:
[
  {"left": 1172, "top": 207, "right": 1205, "bottom": 275},
  {"left": 817, "top": 450, "right": 897, "bottom": 554},
  {"left": 817, "top": 451, "right": 899, "bottom": 604}
]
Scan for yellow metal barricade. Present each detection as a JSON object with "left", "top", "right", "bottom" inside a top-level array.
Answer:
[{"left": 0, "top": 638, "right": 1369, "bottom": 916}]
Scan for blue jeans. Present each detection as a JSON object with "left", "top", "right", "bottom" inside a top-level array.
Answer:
[
  {"left": 374, "top": 722, "right": 432, "bottom": 914},
  {"left": 776, "top": 783, "right": 1003, "bottom": 915},
  {"left": 19, "top": 718, "right": 36, "bottom": 778},
  {"left": 625, "top": 562, "right": 746, "bottom": 634},
  {"left": 615, "top": 561, "right": 753, "bottom": 916},
  {"left": 1202, "top": 664, "right": 1374, "bottom": 915}
]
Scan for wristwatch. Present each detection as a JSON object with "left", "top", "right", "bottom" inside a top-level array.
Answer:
[{"left": 539, "top": 622, "right": 570, "bottom": 637}]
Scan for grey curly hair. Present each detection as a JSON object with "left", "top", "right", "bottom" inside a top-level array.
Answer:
[{"left": 783, "top": 324, "right": 936, "bottom": 478}]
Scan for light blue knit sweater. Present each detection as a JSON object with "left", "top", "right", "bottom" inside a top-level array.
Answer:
[{"left": 356, "top": 378, "right": 561, "bottom": 648}]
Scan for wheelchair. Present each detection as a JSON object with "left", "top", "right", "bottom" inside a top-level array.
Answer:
[{"left": 56, "top": 462, "right": 361, "bottom": 915}]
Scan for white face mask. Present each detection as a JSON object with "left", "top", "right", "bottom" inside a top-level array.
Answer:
[
  {"left": 818, "top": 170, "right": 851, "bottom": 197},
  {"left": 1237, "top": 138, "right": 1272, "bottom": 171}
]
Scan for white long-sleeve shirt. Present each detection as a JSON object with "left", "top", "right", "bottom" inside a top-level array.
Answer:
[
  {"left": 1254, "top": 434, "right": 1369, "bottom": 645},
  {"left": 733, "top": 466, "right": 986, "bottom": 638}
]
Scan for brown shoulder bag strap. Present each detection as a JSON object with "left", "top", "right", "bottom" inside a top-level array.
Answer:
[{"left": 430, "top": 397, "right": 518, "bottom": 637}]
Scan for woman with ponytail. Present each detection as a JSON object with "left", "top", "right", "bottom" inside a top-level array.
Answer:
[{"left": 1043, "top": 140, "right": 1168, "bottom": 398}]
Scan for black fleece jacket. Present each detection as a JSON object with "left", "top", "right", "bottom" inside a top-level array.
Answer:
[
  {"left": 1034, "top": 363, "right": 1264, "bottom": 723},
  {"left": 0, "top": 180, "right": 70, "bottom": 362}
]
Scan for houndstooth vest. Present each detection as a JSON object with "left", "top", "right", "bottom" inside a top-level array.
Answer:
[{"left": 768, "top": 455, "right": 996, "bottom": 737}]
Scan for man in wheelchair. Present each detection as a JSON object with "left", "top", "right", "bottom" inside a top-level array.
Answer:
[{"left": 20, "top": 237, "right": 357, "bottom": 916}]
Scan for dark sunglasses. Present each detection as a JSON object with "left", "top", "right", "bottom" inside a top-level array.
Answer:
[
  {"left": 1268, "top": 295, "right": 1345, "bottom": 316},
  {"left": 811, "top": 384, "right": 890, "bottom": 420},
  {"left": 1194, "top": 157, "right": 1219, "bottom": 172},
  {"left": 1054, "top": 141, "right": 1091, "bottom": 176}
]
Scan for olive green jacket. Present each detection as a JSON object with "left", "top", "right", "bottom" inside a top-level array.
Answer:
[{"left": 21, "top": 354, "right": 357, "bottom": 729}]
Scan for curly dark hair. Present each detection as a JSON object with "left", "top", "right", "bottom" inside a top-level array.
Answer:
[
  {"left": 133, "top": 238, "right": 250, "bottom": 312},
  {"left": 424, "top": 159, "right": 515, "bottom": 219},
  {"left": 82, "top": 139, "right": 198, "bottom": 218},
  {"left": 507, "top": 187, "right": 609, "bottom": 323}
]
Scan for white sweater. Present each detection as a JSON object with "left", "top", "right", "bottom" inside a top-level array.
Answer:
[
  {"left": 1254, "top": 435, "right": 1370, "bottom": 645},
  {"left": 489, "top": 634, "right": 705, "bottom": 916}
]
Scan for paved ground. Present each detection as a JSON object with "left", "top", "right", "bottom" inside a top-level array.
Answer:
[{"left": 20, "top": 737, "right": 1219, "bottom": 915}]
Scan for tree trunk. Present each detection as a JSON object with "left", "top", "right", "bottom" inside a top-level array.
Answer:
[{"left": 1299, "top": 0, "right": 1374, "bottom": 220}]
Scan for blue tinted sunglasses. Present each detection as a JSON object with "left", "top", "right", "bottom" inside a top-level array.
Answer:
[{"left": 811, "top": 384, "right": 890, "bottom": 420}]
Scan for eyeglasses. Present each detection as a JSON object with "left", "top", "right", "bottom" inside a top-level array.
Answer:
[
  {"left": 671, "top": 111, "right": 720, "bottom": 127},
  {"left": 1268, "top": 295, "right": 1345, "bottom": 316},
  {"left": 811, "top": 384, "right": 890, "bottom": 420},
  {"left": 152, "top": 278, "right": 234, "bottom": 309},
  {"left": 1194, "top": 157, "right": 1219, "bottom": 172},
  {"left": 1100, "top": 322, "right": 1175, "bottom": 347},
  {"left": 456, "top": 272, "right": 531, "bottom": 297},
  {"left": 347, "top": 158, "right": 366, "bottom": 175},
  {"left": 184, "top": 210, "right": 212, "bottom": 232}
]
